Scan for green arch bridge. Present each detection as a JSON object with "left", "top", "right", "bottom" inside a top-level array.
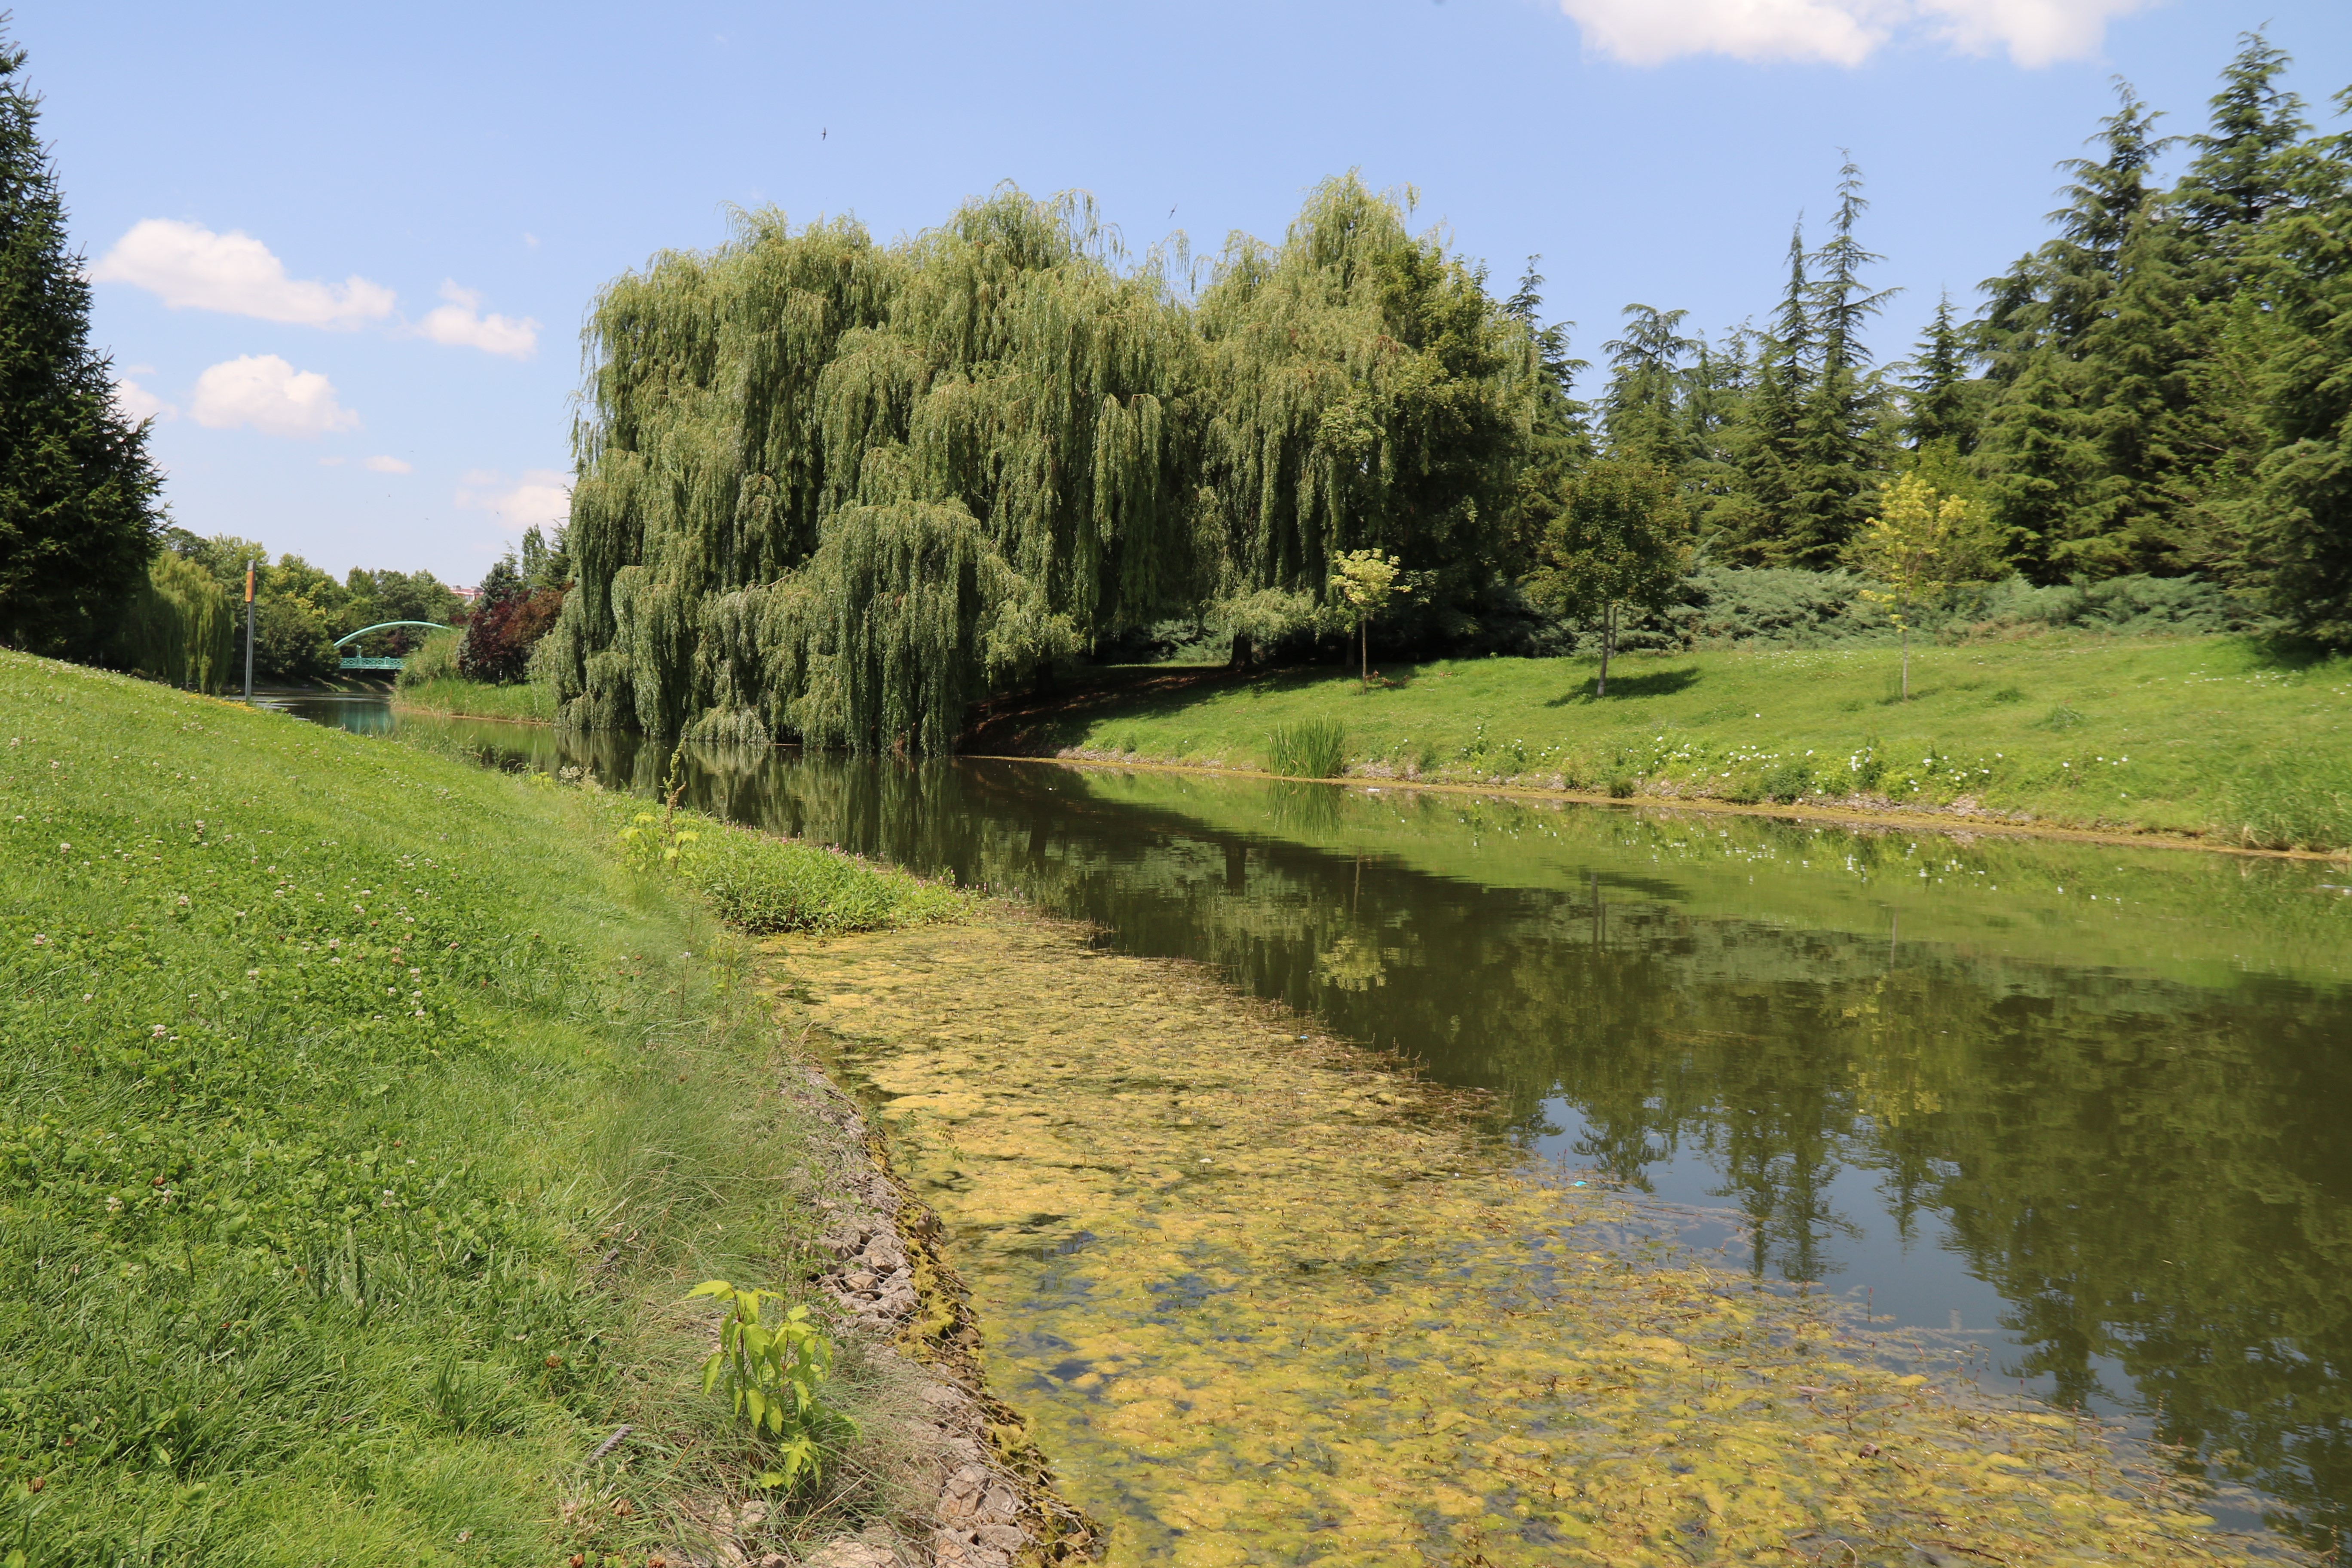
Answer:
[{"left": 334, "top": 621, "right": 452, "bottom": 671}]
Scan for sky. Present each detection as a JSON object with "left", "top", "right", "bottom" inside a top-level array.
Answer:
[{"left": 23, "top": 0, "right": 2352, "bottom": 586}]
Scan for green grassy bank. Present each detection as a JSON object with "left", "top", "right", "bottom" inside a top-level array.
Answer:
[
  {"left": 1014, "top": 634, "right": 2352, "bottom": 851},
  {"left": 0, "top": 653, "right": 959, "bottom": 1565}
]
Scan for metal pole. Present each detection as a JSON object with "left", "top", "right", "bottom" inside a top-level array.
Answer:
[{"left": 243, "top": 559, "right": 256, "bottom": 704}]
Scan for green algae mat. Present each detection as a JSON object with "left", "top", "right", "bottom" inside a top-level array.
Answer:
[{"left": 770, "top": 910, "right": 2269, "bottom": 1567}]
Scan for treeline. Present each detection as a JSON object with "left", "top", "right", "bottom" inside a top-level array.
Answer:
[
  {"left": 551, "top": 33, "right": 2352, "bottom": 750},
  {"left": 1617, "top": 33, "right": 2352, "bottom": 620},
  {"left": 108, "top": 530, "right": 468, "bottom": 689}
]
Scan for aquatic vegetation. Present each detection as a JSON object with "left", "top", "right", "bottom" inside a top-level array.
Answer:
[{"left": 779, "top": 912, "right": 2270, "bottom": 1566}]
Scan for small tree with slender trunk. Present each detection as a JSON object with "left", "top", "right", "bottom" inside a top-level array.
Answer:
[
  {"left": 1849, "top": 472, "right": 1982, "bottom": 701},
  {"left": 1327, "top": 549, "right": 1410, "bottom": 688},
  {"left": 1524, "top": 460, "right": 1689, "bottom": 697}
]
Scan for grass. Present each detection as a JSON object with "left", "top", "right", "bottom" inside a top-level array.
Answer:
[
  {"left": 1263, "top": 718, "right": 1349, "bottom": 780},
  {"left": 1023, "top": 633, "right": 2352, "bottom": 850},
  {"left": 394, "top": 676, "right": 557, "bottom": 725},
  {"left": 0, "top": 651, "right": 965, "bottom": 1565}
]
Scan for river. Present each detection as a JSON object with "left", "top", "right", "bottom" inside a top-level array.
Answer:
[{"left": 272, "top": 692, "right": 2352, "bottom": 1553}]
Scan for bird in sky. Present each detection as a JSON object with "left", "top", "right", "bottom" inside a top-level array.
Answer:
[
  {"left": 821, "top": 128, "right": 827, "bottom": 139},
  {"left": 1168, "top": 204, "right": 1177, "bottom": 218}
]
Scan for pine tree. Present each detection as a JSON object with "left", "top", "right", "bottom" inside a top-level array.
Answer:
[
  {"left": 1791, "top": 159, "right": 1899, "bottom": 563},
  {"left": 1977, "top": 83, "right": 2172, "bottom": 579},
  {"left": 0, "top": 34, "right": 162, "bottom": 653},
  {"left": 1599, "top": 304, "right": 1697, "bottom": 467},
  {"left": 1905, "top": 294, "right": 1976, "bottom": 453},
  {"left": 2174, "top": 32, "right": 2307, "bottom": 251},
  {"left": 2256, "top": 87, "right": 2352, "bottom": 645}
]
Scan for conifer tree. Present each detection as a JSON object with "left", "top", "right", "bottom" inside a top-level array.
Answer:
[
  {"left": 1904, "top": 294, "right": 1976, "bottom": 453},
  {"left": 2256, "top": 86, "right": 2352, "bottom": 645},
  {"left": 0, "top": 34, "right": 162, "bottom": 653},
  {"left": 1792, "top": 159, "right": 1899, "bottom": 563},
  {"left": 2174, "top": 33, "right": 2307, "bottom": 252},
  {"left": 1599, "top": 304, "right": 1697, "bottom": 468},
  {"left": 1721, "top": 226, "right": 1816, "bottom": 563}
]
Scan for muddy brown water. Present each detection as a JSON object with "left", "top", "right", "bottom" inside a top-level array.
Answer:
[{"left": 273, "top": 698, "right": 2352, "bottom": 1554}]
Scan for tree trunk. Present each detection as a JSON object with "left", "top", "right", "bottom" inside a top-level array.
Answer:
[
  {"left": 1596, "top": 602, "right": 1616, "bottom": 697},
  {"left": 1360, "top": 620, "right": 1369, "bottom": 689},
  {"left": 1901, "top": 624, "right": 1910, "bottom": 701}
]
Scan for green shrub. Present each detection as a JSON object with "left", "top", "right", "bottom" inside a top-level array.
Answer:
[
  {"left": 1762, "top": 760, "right": 1811, "bottom": 804},
  {"left": 396, "top": 628, "right": 462, "bottom": 686},
  {"left": 1267, "top": 718, "right": 1349, "bottom": 778}
]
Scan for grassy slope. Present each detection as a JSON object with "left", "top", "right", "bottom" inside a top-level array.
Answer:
[
  {"left": 0, "top": 654, "right": 951, "bottom": 1566},
  {"left": 1026, "top": 634, "right": 2352, "bottom": 849},
  {"left": 394, "top": 676, "right": 556, "bottom": 725}
]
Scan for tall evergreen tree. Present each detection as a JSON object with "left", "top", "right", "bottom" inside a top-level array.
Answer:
[
  {"left": 1599, "top": 303, "right": 1697, "bottom": 467},
  {"left": 2174, "top": 33, "right": 2307, "bottom": 250},
  {"left": 1794, "top": 158, "right": 1899, "bottom": 562},
  {"left": 1905, "top": 294, "right": 1976, "bottom": 453},
  {"left": 0, "top": 34, "right": 162, "bottom": 653},
  {"left": 1978, "top": 82, "right": 2174, "bottom": 579},
  {"left": 2256, "top": 87, "right": 2352, "bottom": 645}
]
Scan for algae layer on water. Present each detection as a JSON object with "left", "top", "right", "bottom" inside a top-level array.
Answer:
[{"left": 773, "top": 910, "right": 2274, "bottom": 1567}]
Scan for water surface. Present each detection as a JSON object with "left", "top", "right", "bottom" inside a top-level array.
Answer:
[{"left": 274, "top": 695, "right": 2352, "bottom": 1550}]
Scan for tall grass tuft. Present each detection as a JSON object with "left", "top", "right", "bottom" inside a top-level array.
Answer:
[
  {"left": 1267, "top": 718, "right": 1349, "bottom": 779},
  {"left": 2219, "top": 760, "right": 2352, "bottom": 851}
]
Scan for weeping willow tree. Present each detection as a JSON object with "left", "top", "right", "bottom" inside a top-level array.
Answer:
[
  {"left": 548, "top": 177, "right": 1540, "bottom": 749},
  {"left": 1196, "top": 178, "right": 1540, "bottom": 643},
  {"left": 107, "top": 553, "right": 235, "bottom": 691}
]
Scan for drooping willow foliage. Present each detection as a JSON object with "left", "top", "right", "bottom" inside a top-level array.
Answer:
[{"left": 545, "top": 177, "right": 1543, "bottom": 749}]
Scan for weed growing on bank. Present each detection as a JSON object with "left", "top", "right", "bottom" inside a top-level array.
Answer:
[
  {"left": 1043, "top": 634, "right": 2352, "bottom": 849},
  {"left": 0, "top": 652, "right": 945, "bottom": 1565}
]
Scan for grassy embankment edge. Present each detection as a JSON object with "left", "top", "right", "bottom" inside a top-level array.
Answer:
[
  {"left": 0, "top": 652, "right": 967, "bottom": 1565},
  {"left": 978, "top": 632, "right": 2352, "bottom": 854}
]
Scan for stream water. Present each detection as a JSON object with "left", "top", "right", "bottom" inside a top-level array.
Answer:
[{"left": 273, "top": 695, "right": 2352, "bottom": 1552}]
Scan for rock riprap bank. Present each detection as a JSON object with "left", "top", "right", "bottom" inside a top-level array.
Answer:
[{"left": 770, "top": 907, "right": 2275, "bottom": 1567}]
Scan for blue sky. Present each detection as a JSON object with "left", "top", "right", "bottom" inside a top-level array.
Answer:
[{"left": 25, "top": 0, "right": 2352, "bottom": 586}]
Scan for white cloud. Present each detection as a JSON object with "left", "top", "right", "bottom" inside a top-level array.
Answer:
[
  {"left": 1555, "top": 0, "right": 2149, "bottom": 66},
  {"left": 1916, "top": 0, "right": 2153, "bottom": 67},
  {"left": 415, "top": 281, "right": 539, "bottom": 358},
  {"left": 456, "top": 467, "right": 571, "bottom": 533},
  {"left": 113, "top": 377, "right": 175, "bottom": 423},
  {"left": 190, "top": 355, "right": 360, "bottom": 439},
  {"left": 364, "top": 454, "right": 414, "bottom": 474},
  {"left": 92, "top": 219, "right": 396, "bottom": 329}
]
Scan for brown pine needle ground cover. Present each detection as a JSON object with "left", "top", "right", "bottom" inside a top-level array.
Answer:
[{"left": 768, "top": 909, "right": 2286, "bottom": 1568}]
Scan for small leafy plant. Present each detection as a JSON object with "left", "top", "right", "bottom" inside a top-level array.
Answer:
[
  {"left": 619, "top": 751, "right": 700, "bottom": 869},
  {"left": 689, "top": 1280, "right": 850, "bottom": 1491}
]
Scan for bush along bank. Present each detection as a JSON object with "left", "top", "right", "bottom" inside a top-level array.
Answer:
[
  {"left": 1031, "top": 634, "right": 2352, "bottom": 851},
  {"left": 0, "top": 650, "right": 1000, "bottom": 1566}
]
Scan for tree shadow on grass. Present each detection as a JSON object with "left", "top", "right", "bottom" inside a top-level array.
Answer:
[{"left": 1543, "top": 667, "right": 1702, "bottom": 707}]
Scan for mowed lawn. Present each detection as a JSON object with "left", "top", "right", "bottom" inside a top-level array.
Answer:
[{"left": 1029, "top": 634, "right": 2352, "bottom": 849}]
